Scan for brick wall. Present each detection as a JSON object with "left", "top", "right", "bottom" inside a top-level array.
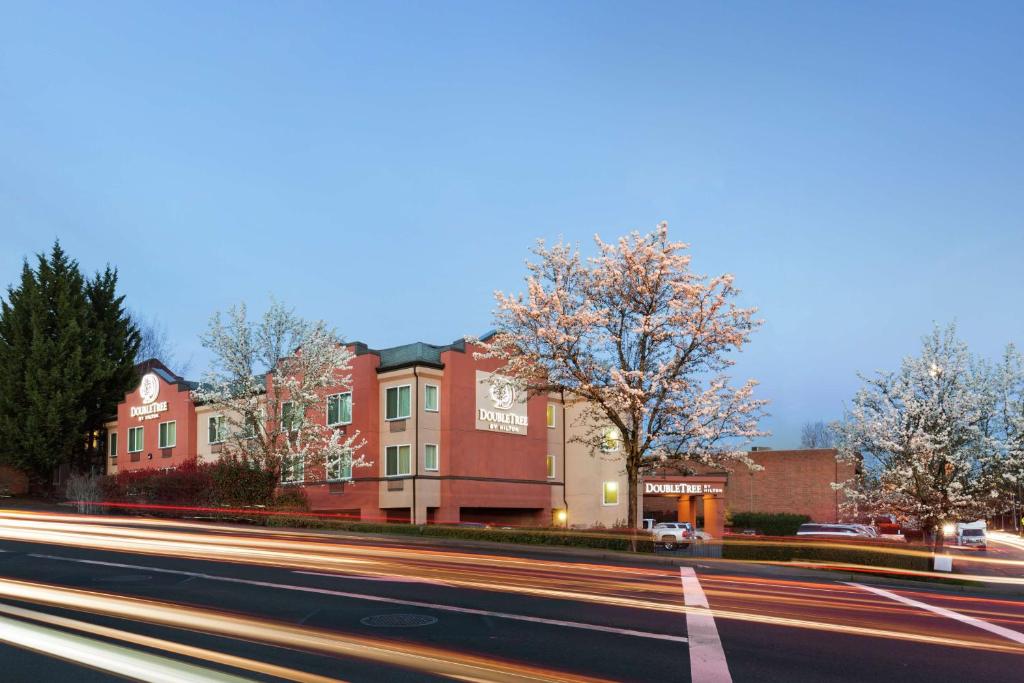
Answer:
[
  {"left": 0, "top": 464, "right": 29, "bottom": 496},
  {"left": 724, "top": 449, "right": 854, "bottom": 523}
]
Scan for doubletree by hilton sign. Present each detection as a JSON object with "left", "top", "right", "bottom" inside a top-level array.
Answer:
[
  {"left": 644, "top": 482, "right": 724, "bottom": 495},
  {"left": 475, "top": 371, "right": 528, "bottom": 436},
  {"left": 129, "top": 373, "right": 168, "bottom": 421}
]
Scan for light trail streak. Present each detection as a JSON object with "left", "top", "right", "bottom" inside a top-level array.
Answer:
[
  {"left": 0, "top": 602, "right": 347, "bottom": 683},
  {"left": 0, "top": 577, "right": 612, "bottom": 683}
]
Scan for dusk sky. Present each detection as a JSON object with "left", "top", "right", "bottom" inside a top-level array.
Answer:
[{"left": 2, "top": 1, "right": 1022, "bottom": 448}]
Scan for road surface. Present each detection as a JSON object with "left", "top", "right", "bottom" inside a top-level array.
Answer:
[{"left": 0, "top": 509, "right": 1022, "bottom": 682}]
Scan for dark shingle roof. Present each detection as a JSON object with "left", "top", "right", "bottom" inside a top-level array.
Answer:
[{"left": 352, "top": 337, "right": 471, "bottom": 372}]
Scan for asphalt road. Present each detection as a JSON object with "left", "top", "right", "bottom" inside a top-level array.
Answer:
[{"left": 0, "top": 510, "right": 1022, "bottom": 682}]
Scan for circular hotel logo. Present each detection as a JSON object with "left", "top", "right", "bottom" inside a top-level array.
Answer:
[
  {"left": 139, "top": 373, "right": 160, "bottom": 405},
  {"left": 488, "top": 377, "right": 516, "bottom": 410}
]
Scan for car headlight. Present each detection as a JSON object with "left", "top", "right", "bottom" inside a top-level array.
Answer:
[{"left": 942, "top": 523, "right": 956, "bottom": 535}]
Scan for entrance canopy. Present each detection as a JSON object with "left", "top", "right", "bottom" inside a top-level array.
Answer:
[{"left": 642, "top": 475, "right": 728, "bottom": 539}]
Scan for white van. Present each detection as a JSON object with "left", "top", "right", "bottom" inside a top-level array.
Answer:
[{"left": 955, "top": 521, "right": 987, "bottom": 550}]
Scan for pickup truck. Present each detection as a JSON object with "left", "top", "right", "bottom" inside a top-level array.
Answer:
[{"left": 651, "top": 522, "right": 692, "bottom": 550}]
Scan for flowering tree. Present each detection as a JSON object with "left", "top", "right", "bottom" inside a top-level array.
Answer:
[
  {"left": 834, "top": 325, "right": 1000, "bottom": 549},
  {"left": 478, "top": 223, "right": 768, "bottom": 530},
  {"left": 193, "top": 299, "right": 365, "bottom": 482},
  {"left": 991, "top": 344, "right": 1024, "bottom": 527}
]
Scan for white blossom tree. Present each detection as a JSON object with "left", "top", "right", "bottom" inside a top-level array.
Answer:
[
  {"left": 192, "top": 299, "right": 365, "bottom": 482},
  {"left": 834, "top": 325, "right": 1000, "bottom": 549},
  {"left": 477, "top": 222, "right": 768, "bottom": 530},
  {"left": 991, "top": 344, "right": 1024, "bottom": 528}
]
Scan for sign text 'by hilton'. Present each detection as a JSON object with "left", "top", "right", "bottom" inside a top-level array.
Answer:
[
  {"left": 475, "top": 371, "right": 528, "bottom": 436},
  {"left": 130, "top": 372, "right": 168, "bottom": 421}
]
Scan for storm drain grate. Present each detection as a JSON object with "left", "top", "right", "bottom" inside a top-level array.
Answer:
[{"left": 360, "top": 614, "right": 438, "bottom": 628}]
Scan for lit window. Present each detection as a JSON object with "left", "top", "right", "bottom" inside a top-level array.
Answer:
[
  {"left": 546, "top": 454, "right": 556, "bottom": 479},
  {"left": 281, "top": 401, "right": 301, "bottom": 432},
  {"left": 327, "top": 392, "right": 352, "bottom": 426},
  {"left": 385, "top": 386, "right": 411, "bottom": 420},
  {"left": 127, "top": 427, "right": 143, "bottom": 453},
  {"left": 281, "top": 454, "right": 304, "bottom": 483},
  {"left": 424, "top": 444, "right": 438, "bottom": 471},
  {"left": 385, "top": 444, "right": 411, "bottom": 476},
  {"left": 109, "top": 432, "right": 118, "bottom": 458},
  {"left": 326, "top": 449, "right": 352, "bottom": 481},
  {"left": 603, "top": 481, "right": 619, "bottom": 506},
  {"left": 208, "top": 415, "right": 228, "bottom": 444},
  {"left": 424, "top": 384, "right": 439, "bottom": 412},
  {"left": 600, "top": 426, "right": 621, "bottom": 452},
  {"left": 158, "top": 421, "right": 176, "bottom": 449},
  {"left": 546, "top": 404, "right": 556, "bottom": 428}
]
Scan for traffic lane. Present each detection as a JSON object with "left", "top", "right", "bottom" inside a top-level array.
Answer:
[
  {"left": 697, "top": 573, "right": 1024, "bottom": 683},
  {"left": 0, "top": 535, "right": 687, "bottom": 638},
  {"left": 1, "top": 643, "right": 130, "bottom": 683},
  {"left": 700, "top": 574, "right": 1024, "bottom": 653},
  {"left": 0, "top": 541, "right": 687, "bottom": 683},
  {"left": 0, "top": 596, "right": 445, "bottom": 683},
  {"left": 0, "top": 513, "right": 685, "bottom": 608}
]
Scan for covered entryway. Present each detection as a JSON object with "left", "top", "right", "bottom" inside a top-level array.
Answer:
[{"left": 642, "top": 475, "right": 727, "bottom": 539}]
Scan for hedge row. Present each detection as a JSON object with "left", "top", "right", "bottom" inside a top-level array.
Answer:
[
  {"left": 727, "top": 512, "right": 811, "bottom": 536},
  {"left": 263, "top": 515, "right": 656, "bottom": 552},
  {"left": 721, "top": 539, "right": 931, "bottom": 572},
  {"left": 100, "top": 459, "right": 307, "bottom": 511}
]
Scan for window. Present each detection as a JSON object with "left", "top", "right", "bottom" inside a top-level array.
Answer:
[
  {"left": 109, "top": 432, "right": 118, "bottom": 458},
  {"left": 281, "top": 401, "right": 301, "bottom": 432},
  {"left": 385, "top": 444, "right": 411, "bottom": 476},
  {"left": 327, "top": 392, "right": 352, "bottom": 426},
  {"left": 208, "top": 415, "right": 228, "bottom": 444},
  {"left": 158, "top": 421, "right": 176, "bottom": 449},
  {"left": 127, "top": 427, "right": 143, "bottom": 453},
  {"left": 546, "top": 454, "right": 556, "bottom": 479},
  {"left": 385, "top": 386, "right": 411, "bottom": 420},
  {"left": 602, "top": 481, "right": 619, "bottom": 506},
  {"left": 281, "top": 454, "right": 304, "bottom": 483},
  {"left": 424, "top": 384, "right": 439, "bottom": 412},
  {"left": 241, "top": 410, "right": 263, "bottom": 440},
  {"left": 326, "top": 449, "right": 352, "bottom": 481},
  {"left": 546, "top": 404, "right": 556, "bottom": 428},
  {"left": 424, "top": 444, "right": 438, "bottom": 471},
  {"left": 600, "top": 426, "right": 621, "bottom": 452}
]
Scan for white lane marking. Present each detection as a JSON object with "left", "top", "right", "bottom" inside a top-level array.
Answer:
[
  {"left": 29, "top": 553, "right": 688, "bottom": 644},
  {"left": 848, "top": 582, "right": 1024, "bottom": 645},
  {"left": 295, "top": 570, "right": 453, "bottom": 587},
  {"left": 680, "top": 567, "right": 732, "bottom": 683},
  {"left": 0, "top": 612, "right": 250, "bottom": 683}
]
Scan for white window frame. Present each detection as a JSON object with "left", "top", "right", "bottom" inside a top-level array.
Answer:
[
  {"left": 326, "top": 392, "right": 353, "bottom": 426},
  {"left": 385, "top": 444, "right": 412, "bottom": 477},
  {"left": 385, "top": 385, "right": 412, "bottom": 421},
  {"left": 127, "top": 426, "right": 143, "bottom": 453},
  {"left": 109, "top": 431, "right": 118, "bottom": 458},
  {"left": 158, "top": 420, "right": 177, "bottom": 449},
  {"left": 326, "top": 448, "right": 353, "bottom": 482},
  {"left": 546, "top": 454, "right": 556, "bottom": 479},
  {"left": 208, "top": 415, "right": 227, "bottom": 444},
  {"left": 546, "top": 404, "right": 556, "bottom": 429},
  {"left": 281, "top": 400, "right": 301, "bottom": 433},
  {"left": 280, "top": 453, "right": 305, "bottom": 484},
  {"left": 424, "top": 384, "right": 439, "bottom": 413},
  {"left": 602, "top": 480, "right": 620, "bottom": 506},
  {"left": 424, "top": 443, "right": 439, "bottom": 471}
]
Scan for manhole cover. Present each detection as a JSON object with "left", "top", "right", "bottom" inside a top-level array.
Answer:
[
  {"left": 93, "top": 575, "right": 153, "bottom": 583},
  {"left": 360, "top": 614, "right": 437, "bottom": 628}
]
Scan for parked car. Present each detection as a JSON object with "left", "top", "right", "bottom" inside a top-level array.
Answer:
[
  {"left": 651, "top": 522, "right": 692, "bottom": 550},
  {"left": 796, "top": 523, "right": 872, "bottom": 538}
]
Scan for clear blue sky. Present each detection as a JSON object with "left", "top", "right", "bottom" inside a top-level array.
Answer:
[{"left": 2, "top": 2, "right": 1022, "bottom": 447}]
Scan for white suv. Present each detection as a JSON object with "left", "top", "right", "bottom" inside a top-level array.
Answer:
[{"left": 652, "top": 522, "right": 692, "bottom": 550}]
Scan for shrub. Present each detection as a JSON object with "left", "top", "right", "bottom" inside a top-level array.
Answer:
[
  {"left": 272, "top": 488, "right": 309, "bottom": 511},
  {"left": 100, "top": 458, "right": 278, "bottom": 509},
  {"left": 722, "top": 539, "right": 930, "bottom": 572},
  {"left": 728, "top": 512, "right": 811, "bottom": 536},
  {"left": 65, "top": 471, "right": 103, "bottom": 514}
]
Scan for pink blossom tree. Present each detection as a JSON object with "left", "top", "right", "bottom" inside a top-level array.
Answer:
[{"left": 477, "top": 222, "right": 768, "bottom": 530}]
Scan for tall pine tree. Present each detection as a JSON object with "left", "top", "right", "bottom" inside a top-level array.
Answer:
[{"left": 0, "top": 242, "right": 140, "bottom": 488}]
